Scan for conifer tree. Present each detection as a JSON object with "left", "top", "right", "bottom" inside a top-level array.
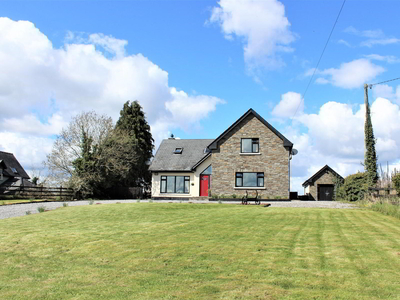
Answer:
[
  {"left": 115, "top": 100, "right": 154, "bottom": 187},
  {"left": 364, "top": 84, "right": 378, "bottom": 186}
]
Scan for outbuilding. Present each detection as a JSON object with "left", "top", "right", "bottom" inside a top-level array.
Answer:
[{"left": 302, "top": 165, "right": 344, "bottom": 201}]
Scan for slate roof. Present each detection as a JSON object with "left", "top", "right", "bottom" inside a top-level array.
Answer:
[
  {"left": 0, "top": 151, "right": 30, "bottom": 179},
  {"left": 149, "top": 139, "right": 214, "bottom": 172},
  {"left": 208, "top": 108, "right": 293, "bottom": 150},
  {"left": 302, "top": 165, "right": 343, "bottom": 187}
]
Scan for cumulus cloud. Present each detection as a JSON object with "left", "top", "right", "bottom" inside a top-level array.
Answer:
[
  {"left": 0, "top": 17, "right": 225, "bottom": 166},
  {"left": 372, "top": 84, "right": 400, "bottom": 104},
  {"left": 208, "top": 0, "right": 295, "bottom": 71},
  {"left": 314, "top": 59, "right": 385, "bottom": 89},
  {"left": 271, "top": 92, "right": 303, "bottom": 118},
  {"left": 286, "top": 97, "right": 400, "bottom": 192}
]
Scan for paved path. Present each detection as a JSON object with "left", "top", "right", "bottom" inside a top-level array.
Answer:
[{"left": 0, "top": 200, "right": 356, "bottom": 220}]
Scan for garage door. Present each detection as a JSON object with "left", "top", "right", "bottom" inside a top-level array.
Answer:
[{"left": 318, "top": 184, "right": 334, "bottom": 201}]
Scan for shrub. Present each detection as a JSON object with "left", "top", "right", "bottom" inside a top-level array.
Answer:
[
  {"left": 25, "top": 211, "right": 31, "bottom": 215},
  {"left": 63, "top": 202, "right": 69, "bottom": 207},
  {"left": 338, "top": 172, "right": 369, "bottom": 202},
  {"left": 37, "top": 206, "right": 46, "bottom": 213},
  {"left": 231, "top": 194, "right": 237, "bottom": 199},
  {"left": 370, "top": 198, "right": 400, "bottom": 219},
  {"left": 392, "top": 173, "right": 400, "bottom": 195}
]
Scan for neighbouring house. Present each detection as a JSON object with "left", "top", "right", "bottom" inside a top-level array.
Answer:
[
  {"left": 302, "top": 165, "right": 344, "bottom": 201},
  {"left": 149, "top": 108, "right": 294, "bottom": 200},
  {"left": 0, "top": 151, "right": 31, "bottom": 188}
]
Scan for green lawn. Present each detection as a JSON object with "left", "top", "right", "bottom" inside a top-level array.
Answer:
[{"left": 0, "top": 204, "right": 399, "bottom": 300}]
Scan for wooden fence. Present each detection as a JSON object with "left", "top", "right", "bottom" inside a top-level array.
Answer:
[
  {"left": 0, "top": 185, "right": 74, "bottom": 200},
  {"left": 368, "top": 187, "right": 397, "bottom": 198}
]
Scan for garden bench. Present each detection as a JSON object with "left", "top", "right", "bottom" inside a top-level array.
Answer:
[{"left": 241, "top": 190, "right": 260, "bottom": 205}]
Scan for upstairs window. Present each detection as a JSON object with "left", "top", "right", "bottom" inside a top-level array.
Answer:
[
  {"left": 173, "top": 147, "right": 183, "bottom": 154},
  {"left": 235, "top": 172, "right": 264, "bottom": 187},
  {"left": 241, "top": 138, "right": 259, "bottom": 153},
  {"left": 11, "top": 167, "right": 18, "bottom": 174}
]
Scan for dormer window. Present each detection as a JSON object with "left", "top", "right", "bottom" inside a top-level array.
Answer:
[
  {"left": 11, "top": 167, "right": 18, "bottom": 174},
  {"left": 241, "top": 138, "right": 259, "bottom": 153},
  {"left": 173, "top": 147, "right": 183, "bottom": 154}
]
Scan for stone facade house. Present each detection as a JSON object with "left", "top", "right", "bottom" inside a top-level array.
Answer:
[
  {"left": 302, "top": 165, "right": 344, "bottom": 201},
  {"left": 149, "top": 109, "right": 294, "bottom": 200},
  {"left": 0, "top": 151, "right": 31, "bottom": 188}
]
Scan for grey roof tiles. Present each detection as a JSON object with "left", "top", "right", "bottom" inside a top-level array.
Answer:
[{"left": 149, "top": 139, "right": 213, "bottom": 172}]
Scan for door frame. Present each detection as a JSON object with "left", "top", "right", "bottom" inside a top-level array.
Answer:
[
  {"left": 317, "top": 184, "right": 334, "bottom": 201},
  {"left": 199, "top": 174, "right": 211, "bottom": 197}
]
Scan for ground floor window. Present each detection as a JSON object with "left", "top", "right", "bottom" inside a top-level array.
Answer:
[
  {"left": 236, "top": 172, "right": 264, "bottom": 187},
  {"left": 161, "top": 176, "right": 190, "bottom": 193}
]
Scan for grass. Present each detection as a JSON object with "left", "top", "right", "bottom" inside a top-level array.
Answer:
[
  {"left": 357, "top": 197, "right": 400, "bottom": 219},
  {"left": 0, "top": 204, "right": 399, "bottom": 299}
]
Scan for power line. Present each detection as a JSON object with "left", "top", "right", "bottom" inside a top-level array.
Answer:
[
  {"left": 369, "top": 77, "right": 400, "bottom": 88},
  {"left": 291, "top": 0, "right": 347, "bottom": 119}
]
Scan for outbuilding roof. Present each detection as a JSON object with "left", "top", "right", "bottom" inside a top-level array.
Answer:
[
  {"left": 302, "top": 165, "right": 343, "bottom": 187},
  {"left": 0, "top": 151, "right": 30, "bottom": 179},
  {"left": 149, "top": 139, "right": 213, "bottom": 172}
]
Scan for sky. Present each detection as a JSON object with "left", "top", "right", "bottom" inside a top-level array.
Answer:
[{"left": 1, "top": 0, "right": 400, "bottom": 193}]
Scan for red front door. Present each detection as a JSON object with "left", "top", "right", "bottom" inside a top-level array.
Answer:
[{"left": 200, "top": 175, "right": 210, "bottom": 196}]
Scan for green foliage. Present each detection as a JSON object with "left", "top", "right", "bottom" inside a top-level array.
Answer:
[
  {"left": 370, "top": 198, "right": 400, "bottom": 219},
  {"left": 37, "top": 206, "right": 46, "bottom": 213},
  {"left": 63, "top": 202, "right": 68, "bottom": 207},
  {"left": 231, "top": 194, "right": 237, "bottom": 199},
  {"left": 25, "top": 211, "right": 31, "bottom": 215},
  {"left": 364, "top": 95, "right": 378, "bottom": 186},
  {"left": 31, "top": 176, "right": 39, "bottom": 185},
  {"left": 392, "top": 173, "right": 400, "bottom": 195},
  {"left": 338, "top": 172, "right": 368, "bottom": 202},
  {"left": 333, "top": 175, "right": 344, "bottom": 201},
  {"left": 115, "top": 100, "right": 154, "bottom": 188}
]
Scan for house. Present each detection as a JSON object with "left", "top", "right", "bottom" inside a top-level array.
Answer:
[
  {"left": 149, "top": 108, "right": 294, "bottom": 200},
  {"left": 302, "top": 165, "right": 344, "bottom": 201},
  {"left": 0, "top": 151, "right": 31, "bottom": 187}
]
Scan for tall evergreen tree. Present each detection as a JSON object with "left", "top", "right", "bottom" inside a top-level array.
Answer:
[
  {"left": 364, "top": 84, "right": 378, "bottom": 186},
  {"left": 115, "top": 100, "right": 154, "bottom": 187}
]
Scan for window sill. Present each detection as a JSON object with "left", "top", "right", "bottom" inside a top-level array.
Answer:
[
  {"left": 234, "top": 187, "right": 266, "bottom": 190},
  {"left": 239, "top": 153, "right": 261, "bottom": 156}
]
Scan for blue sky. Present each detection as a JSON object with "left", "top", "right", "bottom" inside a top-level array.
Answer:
[{"left": 1, "top": 0, "right": 400, "bottom": 192}]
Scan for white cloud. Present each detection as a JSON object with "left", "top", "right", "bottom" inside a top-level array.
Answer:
[
  {"left": 284, "top": 97, "right": 400, "bottom": 193},
  {"left": 372, "top": 84, "right": 400, "bottom": 104},
  {"left": 361, "top": 38, "right": 400, "bottom": 47},
  {"left": 364, "top": 54, "right": 400, "bottom": 64},
  {"left": 271, "top": 92, "right": 303, "bottom": 118},
  {"left": 0, "top": 132, "right": 54, "bottom": 170},
  {"left": 338, "top": 39, "right": 352, "bottom": 48},
  {"left": 0, "top": 17, "right": 225, "bottom": 159},
  {"left": 344, "top": 26, "right": 384, "bottom": 39},
  {"left": 343, "top": 26, "right": 400, "bottom": 48},
  {"left": 315, "top": 59, "right": 385, "bottom": 89},
  {"left": 209, "top": 0, "right": 295, "bottom": 71}
]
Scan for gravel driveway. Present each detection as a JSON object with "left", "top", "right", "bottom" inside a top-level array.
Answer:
[{"left": 0, "top": 200, "right": 356, "bottom": 220}]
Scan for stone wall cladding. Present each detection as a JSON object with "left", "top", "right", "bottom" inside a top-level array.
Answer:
[
  {"left": 308, "top": 171, "right": 335, "bottom": 200},
  {"left": 211, "top": 115, "right": 289, "bottom": 199}
]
